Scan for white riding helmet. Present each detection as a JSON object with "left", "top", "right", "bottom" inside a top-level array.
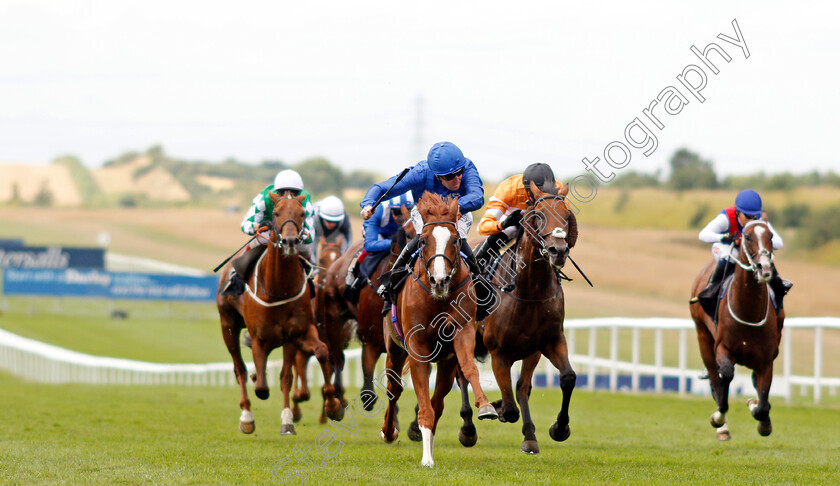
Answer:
[
  {"left": 273, "top": 170, "right": 304, "bottom": 192},
  {"left": 318, "top": 195, "right": 345, "bottom": 223}
]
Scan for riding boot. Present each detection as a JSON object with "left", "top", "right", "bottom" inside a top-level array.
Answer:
[
  {"left": 221, "top": 246, "right": 266, "bottom": 296},
  {"left": 474, "top": 232, "right": 507, "bottom": 273},
  {"left": 699, "top": 258, "right": 727, "bottom": 300},
  {"left": 461, "top": 238, "right": 498, "bottom": 322},
  {"left": 379, "top": 236, "right": 421, "bottom": 315},
  {"left": 768, "top": 264, "right": 793, "bottom": 309}
]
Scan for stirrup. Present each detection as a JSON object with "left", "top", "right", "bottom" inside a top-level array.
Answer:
[{"left": 376, "top": 284, "right": 387, "bottom": 298}]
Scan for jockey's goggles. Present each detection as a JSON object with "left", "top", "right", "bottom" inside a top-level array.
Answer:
[{"left": 438, "top": 167, "right": 464, "bottom": 181}]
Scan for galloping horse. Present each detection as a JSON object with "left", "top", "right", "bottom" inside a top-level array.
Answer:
[
  {"left": 290, "top": 235, "right": 351, "bottom": 423},
  {"left": 479, "top": 182, "right": 578, "bottom": 454},
  {"left": 216, "top": 192, "right": 343, "bottom": 435},
  {"left": 690, "top": 219, "right": 784, "bottom": 440},
  {"left": 322, "top": 204, "right": 414, "bottom": 416},
  {"left": 380, "top": 192, "right": 498, "bottom": 468}
]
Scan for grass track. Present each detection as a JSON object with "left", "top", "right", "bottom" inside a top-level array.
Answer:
[{"left": 1, "top": 372, "right": 839, "bottom": 485}]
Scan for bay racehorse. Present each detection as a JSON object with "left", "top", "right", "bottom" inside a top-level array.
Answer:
[
  {"left": 216, "top": 192, "right": 343, "bottom": 435},
  {"left": 690, "top": 219, "right": 784, "bottom": 440},
  {"left": 479, "top": 181, "right": 578, "bottom": 454},
  {"left": 290, "top": 235, "right": 351, "bottom": 423},
  {"left": 321, "top": 204, "right": 414, "bottom": 417},
  {"left": 380, "top": 192, "right": 498, "bottom": 468}
]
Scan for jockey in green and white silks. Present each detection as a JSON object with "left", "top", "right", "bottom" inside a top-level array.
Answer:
[{"left": 221, "top": 169, "right": 315, "bottom": 297}]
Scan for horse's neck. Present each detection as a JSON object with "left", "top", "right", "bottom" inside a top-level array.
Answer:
[
  {"left": 730, "top": 263, "right": 769, "bottom": 321},
  {"left": 514, "top": 236, "right": 557, "bottom": 298},
  {"left": 261, "top": 246, "right": 304, "bottom": 294}
]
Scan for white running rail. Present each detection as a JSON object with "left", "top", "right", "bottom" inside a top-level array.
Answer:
[{"left": 1, "top": 317, "right": 838, "bottom": 403}]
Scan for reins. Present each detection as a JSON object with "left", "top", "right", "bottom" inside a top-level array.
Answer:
[{"left": 723, "top": 219, "right": 773, "bottom": 326}]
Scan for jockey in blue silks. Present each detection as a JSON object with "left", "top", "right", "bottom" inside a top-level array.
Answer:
[
  {"left": 344, "top": 192, "right": 415, "bottom": 304},
  {"left": 695, "top": 189, "right": 792, "bottom": 312},
  {"left": 359, "top": 141, "right": 496, "bottom": 319}
]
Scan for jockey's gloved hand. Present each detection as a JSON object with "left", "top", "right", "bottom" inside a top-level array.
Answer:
[
  {"left": 502, "top": 210, "right": 523, "bottom": 229},
  {"left": 720, "top": 234, "right": 735, "bottom": 244}
]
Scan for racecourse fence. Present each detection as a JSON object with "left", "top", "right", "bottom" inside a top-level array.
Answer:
[{"left": 1, "top": 317, "right": 838, "bottom": 404}]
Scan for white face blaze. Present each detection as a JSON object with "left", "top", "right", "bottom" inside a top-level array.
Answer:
[
  {"left": 752, "top": 225, "right": 772, "bottom": 282},
  {"left": 431, "top": 226, "right": 451, "bottom": 283}
]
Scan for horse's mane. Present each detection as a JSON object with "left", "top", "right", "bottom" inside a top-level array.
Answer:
[
  {"left": 566, "top": 211, "right": 578, "bottom": 248},
  {"left": 416, "top": 192, "right": 458, "bottom": 222}
]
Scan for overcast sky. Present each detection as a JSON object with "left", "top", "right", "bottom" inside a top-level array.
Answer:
[{"left": 1, "top": 1, "right": 837, "bottom": 181}]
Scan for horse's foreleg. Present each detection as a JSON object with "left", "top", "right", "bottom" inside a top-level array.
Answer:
[
  {"left": 220, "top": 314, "right": 254, "bottom": 433},
  {"left": 542, "top": 336, "right": 576, "bottom": 442},
  {"left": 749, "top": 364, "right": 774, "bottom": 436},
  {"left": 456, "top": 370, "right": 477, "bottom": 447},
  {"left": 714, "top": 346, "right": 735, "bottom": 418},
  {"left": 360, "top": 343, "right": 380, "bottom": 412},
  {"left": 409, "top": 358, "right": 436, "bottom": 468},
  {"left": 297, "top": 324, "right": 343, "bottom": 422},
  {"left": 380, "top": 346, "right": 407, "bottom": 444},
  {"left": 490, "top": 352, "right": 518, "bottom": 423},
  {"left": 453, "top": 329, "right": 498, "bottom": 421},
  {"left": 696, "top": 324, "right": 729, "bottom": 432},
  {"left": 279, "top": 343, "right": 296, "bottom": 435},
  {"left": 517, "top": 352, "right": 541, "bottom": 454},
  {"left": 250, "top": 337, "right": 270, "bottom": 401}
]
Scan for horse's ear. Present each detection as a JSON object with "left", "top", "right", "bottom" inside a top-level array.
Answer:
[
  {"left": 447, "top": 196, "right": 459, "bottom": 218},
  {"left": 295, "top": 194, "right": 306, "bottom": 203},
  {"left": 269, "top": 191, "right": 281, "bottom": 205},
  {"left": 528, "top": 180, "right": 544, "bottom": 201},
  {"left": 566, "top": 211, "right": 578, "bottom": 248},
  {"left": 559, "top": 183, "right": 570, "bottom": 197}
]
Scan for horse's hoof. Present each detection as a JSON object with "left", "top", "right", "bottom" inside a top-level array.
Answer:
[
  {"left": 292, "top": 405, "right": 302, "bottom": 423},
  {"left": 239, "top": 421, "right": 255, "bottom": 434},
  {"left": 502, "top": 407, "right": 520, "bottom": 424},
  {"left": 293, "top": 390, "right": 311, "bottom": 403},
  {"left": 408, "top": 421, "right": 422, "bottom": 442},
  {"left": 325, "top": 399, "right": 345, "bottom": 422},
  {"left": 478, "top": 404, "right": 499, "bottom": 420},
  {"left": 757, "top": 421, "right": 772, "bottom": 437},
  {"left": 521, "top": 439, "right": 540, "bottom": 454},
  {"left": 255, "top": 387, "right": 269, "bottom": 400},
  {"left": 420, "top": 458, "right": 435, "bottom": 468},
  {"left": 549, "top": 422, "right": 570, "bottom": 442},
  {"left": 458, "top": 428, "right": 477, "bottom": 447},
  {"left": 280, "top": 424, "right": 296, "bottom": 435},
  {"left": 380, "top": 429, "right": 397, "bottom": 443},
  {"left": 710, "top": 411, "right": 725, "bottom": 428},
  {"left": 716, "top": 426, "right": 731, "bottom": 441},
  {"left": 360, "top": 392, "right": 378, "bottom": 412}
]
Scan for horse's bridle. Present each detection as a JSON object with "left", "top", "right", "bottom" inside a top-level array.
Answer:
[
  {"left": 418, "top": 219, "right": 462, "bottom": 284},
  {"left": 268, "top": 196, "right": 306, "bottom": 250},
  {"left": 524, "top": 194, "right": 569, "bottom": 260},
  {"left": 730, "top": 220, "right": 774, "bottom": 273}
]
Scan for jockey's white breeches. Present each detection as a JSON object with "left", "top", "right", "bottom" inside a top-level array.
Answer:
[
  {"left": 411, "top": 206, "right": 472, "bottom": 239},
  {"left": 712, "top": 242, "right": 739, "bottom": 263}
]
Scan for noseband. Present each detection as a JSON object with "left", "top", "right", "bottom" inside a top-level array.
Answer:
[
  {"left": 730, "top": 220, "right": 774, "bottom": 273},
  {"left": 525, "top": 194, "right": 570, "bottom": 260}
]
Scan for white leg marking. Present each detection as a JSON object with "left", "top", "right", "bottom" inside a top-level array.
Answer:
[
  {"left": 240, "top": 409, "right": 254, "bottom": 424},
  {"left": 431, "top": 226, "right": 450, "bottom": 283},
  {"left": 420, "top": 426, "right": 435, "bottom": 468},
  {"left": 281, "top": 407, "right": 294, "bottom": 426}
]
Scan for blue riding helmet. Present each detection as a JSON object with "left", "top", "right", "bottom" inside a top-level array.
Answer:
[
  {"left": 735, "top": 189, "right": 763, "bottom": 217},
  {"left": 388, "top": 191, "right": 415, "bottom": 210},
  {"left": 427, "top": 141, "right": 466, "bottom": 176}
]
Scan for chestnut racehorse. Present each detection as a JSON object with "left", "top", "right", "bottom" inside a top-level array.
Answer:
[
  {"left": 380, "top": 192, "right": 498, "bottom": 468},
  {"left": 479, "top": 182, "right": 578, "bottom": 454},
  {"left": 216, "top": 192, "right": 342, "bottom": 435},
  {"left": 290, "top": 235, "right": 351, "bottom": 423},
  {"left": 690, "top": 219, "right": 784, "bottom": 440}
]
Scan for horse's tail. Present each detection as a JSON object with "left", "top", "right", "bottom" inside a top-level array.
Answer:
[
  {"left": 401, "top": 359, "right": 411, "bottom": 377},
  {"left": 473, "top": 329, "right": 489, "bottom": 363}
]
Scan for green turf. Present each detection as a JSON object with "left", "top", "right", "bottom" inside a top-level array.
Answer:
[{"left": 0, "top": 372, "right": 838, "bottom": 485}]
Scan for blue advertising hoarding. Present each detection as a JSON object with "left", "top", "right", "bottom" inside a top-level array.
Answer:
[
  {"left": 0, "top": 244, "right": 105, "bottom": 269},
  {"left": 2, "top": 268, "right": 218, "bottom": 301}
]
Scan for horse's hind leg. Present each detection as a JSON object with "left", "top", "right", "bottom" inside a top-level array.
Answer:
[
  {"left": 296, "top": 324, "right": 343, "bottom": 422},
  {"left": 456, "top": 370, "right": 477, "bottom": 447},
  {"left": 430, "top": 358, "right": 458, "bottom": 436},
  {"left": 542, "top": 336, "right": 576, "bottom": 442},
  {"left": 408, "top": 403, "right": 422, "bottom": 442},
  {"left": 696, "top": 323, "right": 731, "bottom": 435},
  {"left": 749, "top": 364, "right": 773, "bottom": 436},
  {"left": 517, "top": 352, "right": 541, "bottom": 454},
  {"left": 220, "top": 311, "right": 254, "bottom": 433},
  {"left": 360, "top": 343, "right": 381, "bottom": 412},
  {"left": 380, "top": 346, "right": 407, "bottom": 443},
  {"left": 490, "top": 352, "right": 519, "bottom": 423},
  {"left": 292, "top": 347, "right": 311, "bottom": 423}
]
